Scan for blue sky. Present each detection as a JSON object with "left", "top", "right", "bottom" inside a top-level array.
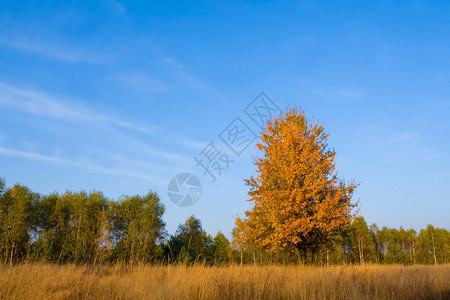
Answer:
[{"left": 1, "top": 0, "right": 449, "bottom": 237}]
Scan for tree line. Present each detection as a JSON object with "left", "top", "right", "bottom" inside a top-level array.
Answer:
[
  {"left": 0, "top": 177, "right": 448, "bottom": 266},
  {"left": 231, "top": 107, "right": 449, "bottom": 266}
]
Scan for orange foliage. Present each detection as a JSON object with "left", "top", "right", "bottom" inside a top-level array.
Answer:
[{"left": 237, "top": 107, "right": 358, "bottom": 253}]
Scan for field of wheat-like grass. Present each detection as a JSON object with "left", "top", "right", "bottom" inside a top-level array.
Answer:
[{"left": 0, "top": 263, "right": 448, "bottom": 299}]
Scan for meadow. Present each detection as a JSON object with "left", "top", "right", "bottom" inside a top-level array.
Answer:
[{"left": 0, "top": 263, "right": 448, "bottom": 300}]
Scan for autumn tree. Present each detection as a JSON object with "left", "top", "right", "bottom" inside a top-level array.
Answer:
[
  {"left": 236, "top": 107, "right": 358, "bottom": 260},
  {"left": 232, "top": 216, "right": 262, "bottom": 265},
  {"left": 232, "top": 221, "right": 246, "bottom": 265}
]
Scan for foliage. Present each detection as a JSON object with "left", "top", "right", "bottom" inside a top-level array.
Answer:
[
  {"left": 346, "top": 217, "right": 376, "bottom": 263},
  {"left": 110, "top": 193, "right": 165, "bottom": 264},
  {"left": 0, "top": 177, "right": 448, "bottom": 266},
  {"left": 237, "top": 107, "right": 358, "bottom": 257}
]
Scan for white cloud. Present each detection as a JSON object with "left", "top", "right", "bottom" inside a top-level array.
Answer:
[
  {"left": 311, "top": 86, "right": 364, "bottom": 101},
  {"left": 103, "top": 0, "right": 127, "bottom": 15},
  {"left": 163, "top": 134, "right": 207, "bottom": 151},
  {"left": 115, "top": 121, "right": 156, "bottom": 135},
  {"left": 164, "top": 57, "right": 204, "bottom": 89},
  {"left": 0, "top": 81, "right": 205, "bottom": 164},
  {"left": 0, "top": 36, "right": 101, "bottom": 63},
  {"left": 363, "top": 131, "right": 441, "bottom": 163},
  {"left": 0, "top": 82, "right": 109, "bottom": 122},
  {"left": 373, "top": 132, "right": 419, "bottom": 147},
  {"left": 0, "top": 81, "right": 157, "bottom": 134},
  {"left": 0, "top": 146, "right": 166, "bottom": 183},
  {"left": 112, "top": 132, "right": 194, "bottom": 164},
  {"left": 115, "top": 72, "right": 167, "bottom": 93}
]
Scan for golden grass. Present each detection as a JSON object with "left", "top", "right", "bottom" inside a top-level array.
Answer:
[{"left": 0, "top": 263, "right": 448, "bottom": 300}]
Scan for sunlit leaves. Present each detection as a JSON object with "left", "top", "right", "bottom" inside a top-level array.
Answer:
[{"left": 237, "top": 107, "right": 358, "bottom": 254}]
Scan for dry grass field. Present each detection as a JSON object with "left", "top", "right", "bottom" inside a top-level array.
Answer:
[{"left": 0, "top": 263, "right": 448, "bottom": 300}]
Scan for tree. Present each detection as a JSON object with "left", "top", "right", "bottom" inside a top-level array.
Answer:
[
  {"left": 232, "top": 223, "right": 245, "bottom": 266},
  {"left": 236, "top": 107, "right": 358, "bottom": 259},
  {"left": 370, "top": 224, "right": 382, "bottom": 263},
  {"left": 232, "top": 216, "right": 261, "bottom": 265},
  {"left": 212, "top": 232, "right": 232, "bottom": 265},
  {"left": 0, "top": 178, "right": 4, "bottom": 195},
  {"left": 405, "top": 229, "right": 418, "bottom": 265},
  {"left": 0, "top": 183, "right": 38, "bottom": 265},
  {"left": 326, "top": 231, "right": 346, "bottom": 265},
  {"left": 417, "top": 225, "right": 449, "bottom": 265},
  {"left": 347, "top": 217, "right": 376, "bottom": 263},
  {"left": 31, "top": 193, "right": 61, "bottom": 262},
  {"left": 172, "top": 215, "right": 207, "bottom": 262},
  {"left": 111, "top": 192, "right": 165, "bottom": 264}
]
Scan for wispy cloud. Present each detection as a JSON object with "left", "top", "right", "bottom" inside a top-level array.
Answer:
[
  {"left": 0, "top": 146, "right": 166, "bottom": 182},
  {"left": 113, "top": 57, "right": 206, "bottom": 93},
  {"left": 373, "top": 132, "right": 419, "bottom": 148},
  {"left": 115, "top": 121, "right": 156, "bottom": 135},
  {"left": 311, "top": 86, "right": 364, "bottom": 101},
  {"left": 0, "top": 81, "right": 155, "bottom": 133},
  {"left": 0, "top": 36, "right": 101, "bottom": 63},
  {"left": 164, "top": 57, "right": 204, "bottom": 89},
  {"left": 366, "top": 132, "right": 441, "bottom": 162},
  {"left": 0, "top": 82, "right": 108, "bottom": 122},
  {"left": 103, "top": 0, "right": 127, "bottom": 15},
  {"left": 163, "top": 134, "right": 207, "bottom": 151},
  {"left": 0, "top": 81, "right": 203, "bottom": 163},
  {"left": 110, "top": 131, "right": 194, "bottom": 164},
  {"left": 114, "top": 72, "right": 167, "bottom": 93}
]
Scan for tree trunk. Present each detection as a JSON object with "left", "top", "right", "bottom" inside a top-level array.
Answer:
[
  {"left": 409, "top": 244, "right": 413, "bottom": 264},
  {"left": 26, "top": 241, "right": 30, "bottom": 263},
  {"left": 75, "top": 215, "right": 83, "bottom": 263},
  {"left": 358, "top": 238, "right": 364, "bottom": 264},
  {"left": 9, "top": 243, "right": 15, "bottom": 267},
  {"left": 48, "top": 236, "right": 54, "bottom": 262},
  {"left": 431, "top": 232, "right": 437, "bottom": 265}
]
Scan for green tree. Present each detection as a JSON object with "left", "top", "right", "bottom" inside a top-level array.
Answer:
[
  {"left": 172, "top": 215, "right": 206, "bottom": 262},
  {"left": 347, "top": 217, "right": 376, "bottom": 263},
  {"left": 406, "top": 229, "right": 418, "bottom": 264},
  {"left": 111, "top": 192, "right": 165, "bottom": 264},
  {"left": 417, "top": 225, "right": 449, "bottom": 265},
  {"left": 370, "top": 224, "right": 382, "bottom": 263},
  {"left": 0, "top": 178, "right": 4, "bottom": 195},
  {"left": 30, "top": 193, "right": 60, "bottom": 262},
  {"left": 70, "top": 191, "right": 108, "bottom": 263},
  {"left": 396, "top": 227, "right": 417, "bottom": 265},
  {"left": 212, "top": 232, "right": 232, "bottom": 265},
  {"left": 0, "top": 183, "right": 38, "bottom": 265},
  {"left": 326, "top": 231, "right": 346, "bottom": 265}
]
